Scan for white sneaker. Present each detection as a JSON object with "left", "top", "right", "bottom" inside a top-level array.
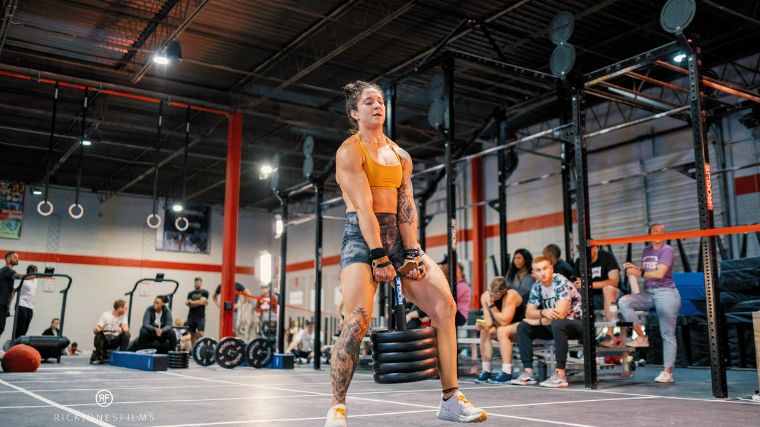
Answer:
[
  {"left": 654, "top": 371, "right": 674, "bottom": 383},
  {"left": 539, "top": 370, "right": 569, "bottom": 388},
  {"left": 324, "top": 404, "right": 347, "bottom": 427},
  {"left": 436, "top": 390, "right": 487, "bottom": 423},
  {"left": 627, "top": 336, "right": 649, "bottom": 347}
]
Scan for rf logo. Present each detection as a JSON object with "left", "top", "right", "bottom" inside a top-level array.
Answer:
[{"left": 95, "top": 389, "right": 114, "bottom": 408}]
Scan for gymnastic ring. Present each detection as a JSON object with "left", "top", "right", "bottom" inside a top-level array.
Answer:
[
  {"left": 37, "top": 200, "right": 54, "bottom": 216},
  {"left": 146, "top": 213, "right": 162, "bottom": 229},
  {"left": 68, "top": 203, "right": 84, "bottom": 219},
  {"left": 175, "top": 216, "right": 190, "bottom": 232}
]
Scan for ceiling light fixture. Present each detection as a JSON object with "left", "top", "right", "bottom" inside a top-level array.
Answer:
[
  {"left": 171, "top": 202, "right": 184, "bottom": 212},
  {"left": 673, "top": 52, "right": 686, "bottom": 63},
  {"left": 81, "top": 140, "right": 92, "bottom": 146},
  {"left": 153, "top": 40, "right": 183, "bottom": 65},
  {"left": 259, "top": 164, "right": 275, "bottom": 180}
]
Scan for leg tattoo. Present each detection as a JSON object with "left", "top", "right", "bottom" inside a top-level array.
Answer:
[{"left": 331, "top": 307, "right": 369, "bottom": 404}]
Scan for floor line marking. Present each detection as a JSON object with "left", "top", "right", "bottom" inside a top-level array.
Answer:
[
  {"left": 487, "top": 412, "right": 597, "bottom": 427},
  {"left": 0, "top": 378, "right": 114, "bottom": 427},
  {"left": 162, "top": 371, "right": 340, "bottom": 399},
  {"left": 481, "top": 395, "right": 657, "bottom": 409},
  {"left": 148, "top": 409, "right": 436, "bottom": 427}
]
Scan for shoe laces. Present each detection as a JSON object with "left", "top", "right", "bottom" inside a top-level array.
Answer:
[{"left": 457, "top": 393, "right": 474, "bottom": 408}]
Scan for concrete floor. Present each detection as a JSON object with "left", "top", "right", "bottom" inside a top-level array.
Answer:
[{"left": 1, "top": 356, "right": 759, "bottom": 426}]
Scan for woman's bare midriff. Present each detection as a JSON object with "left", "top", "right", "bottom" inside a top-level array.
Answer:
[{"left": 344, "top": 187, "right": 398, "bottom": 214}]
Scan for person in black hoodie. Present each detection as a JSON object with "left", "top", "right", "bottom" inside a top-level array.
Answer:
[{"left": 137, "top": 296, "right": 176, "bottom": 352}]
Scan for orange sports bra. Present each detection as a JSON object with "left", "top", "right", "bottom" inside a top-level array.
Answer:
[{"left": 355, "top": 134, "right": 403, "bottom": 189}]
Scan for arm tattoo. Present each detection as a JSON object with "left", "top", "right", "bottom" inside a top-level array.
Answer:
[
  {"left": 397, "top": 178, "right": 418, "bottom": 225},
  {"left": 397, "top": 148, "right": 417, "bottom": 225},
  {"left": 330, "top": 307, "right": 369, "bottom": 404}
]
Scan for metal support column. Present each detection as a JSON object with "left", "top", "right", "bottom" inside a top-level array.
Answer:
[
  {"left": 571, "top": 90, "right": 597, "bottom": 389},
  {"left": 276, "top": 194, "right": 289, "bottom": 354},
  {"left": 682, "top": 36, "right": 728, "bottom": 398},
  {"left": 419, "top": 198, "right": 428, "bottom": 251},
  {"left": 384, "top": 80, "right": 397, "bottom": 140},
  {"left": 220, "top": 113, "right": 242, "bottom": 339},
  {"left": 559, "top": 86, "right": 575, "bottom": 262},
  {"left": 443, "top": 56, "right": 457, "bottom": 296},
  {"left": 379, "top": 80, "right": 398, "bottom": 326},
  {"left": 496, "top": 114, "right": 509, "bottom": 276},
  {"left": 471, "top": 156, "right": 485, "bottom": 309},
  {"left": 313, "top": 183, "right": 324, "bottom": 370}
]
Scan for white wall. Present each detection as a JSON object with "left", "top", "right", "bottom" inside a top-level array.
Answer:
[{"left": 1, "top": 186, "right": 276, "bottom": 351}]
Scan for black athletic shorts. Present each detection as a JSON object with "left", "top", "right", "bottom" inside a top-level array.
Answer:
[{"left": 186, "top": 317, "right": 205, "bottom": 333}]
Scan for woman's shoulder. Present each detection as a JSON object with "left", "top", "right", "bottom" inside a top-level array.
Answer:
[
  {"left": 337, "top": 135, "right": 363, "bottom": 158},
  {"left": 387, "top": 139, "right": 411, "bottom": 160}
]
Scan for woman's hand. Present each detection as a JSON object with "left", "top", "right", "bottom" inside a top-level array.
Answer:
[
  {"left": 404, "top": 263, "right": 427, "bottom": 280},
  {"left": 373, "top": 264, "right": 397, "bottom": 282},
  {"left": 624, "top": 262, "right": 641, "bottom": 277}
]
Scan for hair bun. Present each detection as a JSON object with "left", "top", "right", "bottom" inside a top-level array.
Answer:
[{"left": 343, "top": 82, "right": 358, "bottom": 94}]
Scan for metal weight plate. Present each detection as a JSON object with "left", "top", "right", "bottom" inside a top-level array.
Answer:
[
  {"left": 428, "top": 73, "right": 445, "bottom": 101},
  {"left": 427, "top": 98, "right": 445, "bottom": 129},
  {"left": 373, "top": 357, "right": 438, "bottom": 374},
  {"left": 373, "top": 347, "right": 437, "bottom": 364},
  {"left": 302, "top": 135, "right": 315, "bottom": 156},
  {"left": 549, "top": 11, "right": 574, "bottom": 45},
  {"left": 302, "top": 155, "right": 314, "bottom": 178},
  {"left": 372, "top": 337, "right": 436, "bottom": 353},
  {"left": 215, "top": 337, "right": 246, "bottom": 369},
  {"left": 550, "top": 43, "right": 576, "bottom": 78},
  {"left": 371, "top": 326, "right": 435, "bottom": 343},
  {"left": 660, "top": 0, "right": 696, "bottom": 34},
  {"left": 192, "top": 337, "right": 217, "bottom": 366},
  {"left": 246, "top": 338, "right": 274, "bottom": 368},
  {"left": 270, "top": 153, "right": 280, "bottom": 192},
  {"left": 261, "top": 320, "right": 276, "bottom": 338},
  {"left": 374, "top": 367, "right": 438, "bottom": 384}
]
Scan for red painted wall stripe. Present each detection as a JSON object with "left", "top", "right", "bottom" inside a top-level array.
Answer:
[
  {"left": 1, "top": 249, "right": 254, "bottom": 275},
  {"left": 286, "top": 210, "right": 577, "bottom": 273},
  {"left": 735, "top": 173, "right": 760, "bottom": 196}
]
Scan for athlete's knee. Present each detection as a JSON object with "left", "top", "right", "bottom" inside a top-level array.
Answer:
[
  {"left": 430, "top": 297, "right": 457, "bottom": 323},
  {"left": 344, "top": 307, "right": 371, "bottom": 337}
]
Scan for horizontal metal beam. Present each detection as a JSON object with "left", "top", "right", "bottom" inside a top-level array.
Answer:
[
  {"left": 447, "top": 48, "right": 558, "bottom": 82},
  {"left": 0, "top": 63, "right": 231, "bottom": 115},
  {"left": 584, "top": 42, "right": 680, "bottom": 86}
]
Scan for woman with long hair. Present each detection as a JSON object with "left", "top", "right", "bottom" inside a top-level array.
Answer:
[{"left": 506, "top": 248, "right": 533, "bottom": 300}]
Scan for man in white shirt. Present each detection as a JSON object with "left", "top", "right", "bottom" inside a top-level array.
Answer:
[
  {"left": 13, "top": 264, "right": 38, "bottom": 339},
  {"left": 91, "top": 299, "right": 130, "bottom": 365},
  {"left": 287, "top": 319, "right": 317, "bottom": 363}
]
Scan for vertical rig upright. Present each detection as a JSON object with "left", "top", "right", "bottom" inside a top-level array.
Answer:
[
  {"left": 682, "top": 35, "right": 728, "bottom": 399},
  {"left": 443, "top": 55, "right": 457, "bottom": 297},
  {"left": 571, "top": 90, "right": 597, "bottom": 389}
]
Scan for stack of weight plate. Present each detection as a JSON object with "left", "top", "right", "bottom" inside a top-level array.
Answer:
[
  {"left": 168, "top": 351, "right": 190, "bottom": 369},
  {"left": 371, "top": 327, "right": 438, "bottom": 383}
]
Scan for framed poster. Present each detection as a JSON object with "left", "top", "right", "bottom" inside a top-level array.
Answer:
[
  {"left": 156, "top": 204, "right": 210, "bottom": 253},
  {"left": 0, "top": 181, "right": 24, "bottom": 239}
]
